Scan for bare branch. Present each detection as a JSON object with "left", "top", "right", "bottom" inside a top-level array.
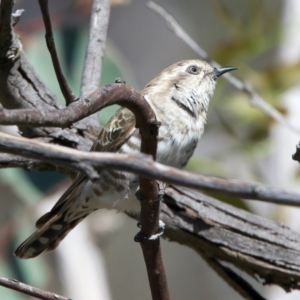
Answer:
[
  {"left": 0, "top": 276, "right": 70, "bottom": 300},
  {"left": 138, "top": 117, "right": 170, "bottom": 300},
  {"left": 0, "top": 132, "right": 299, "bottom": 206},
  {"left": 147, "top": 1, "right": 300, "bottom": 135},
  {"left": 0, "top": 84, "right": 149, "bottom": 127},
  {"left": 160, "top": 187, "right": 300, "bottom": 292},
  {"left": 81, "top": 0, "right": 111, "bottom": 98},
  {"left": 38, "top": 0, "right": 76, "bottom": 105},
  {"left": 206, "top": 259, "right": 267, "bottom": 300}
]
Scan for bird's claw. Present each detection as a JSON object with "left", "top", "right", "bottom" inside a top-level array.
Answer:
[
  {"left": 134, "top": 220, "right": 165, "bottom": 242},
  {"left": 115, "top": 77, "right": 126, "bottom": 84}
]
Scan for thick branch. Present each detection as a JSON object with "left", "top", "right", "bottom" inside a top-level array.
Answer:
[
  {"left": 0, "top": 132, "right": 299, "bottom": 206},
  {"left": 0, "top": 276, "right": 70, "bottom": 300},
  {"left": 147, "top": 1, "right": 300, "bottom": 135},
  {"left": 38, "top": 0, "right": 76, "bottom": 105},
  {"left": 161, "top": 186, "right": 300, "bottom": 292},
  {"left": 81, "top": 0, "right": 110, "bottom": 98}
]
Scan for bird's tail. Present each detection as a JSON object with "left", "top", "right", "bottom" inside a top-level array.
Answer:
[{"left": 14, "top": 210, "right": 88, "bottom": 259}]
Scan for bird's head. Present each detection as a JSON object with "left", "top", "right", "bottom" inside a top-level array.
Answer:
[{"left": 143, "top": 59, "right": 236, "bottom": 118}]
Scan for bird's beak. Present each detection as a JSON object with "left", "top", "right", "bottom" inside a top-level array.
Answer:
[{"left": 212, "top": 66, "right": 237, "bottom": 80}]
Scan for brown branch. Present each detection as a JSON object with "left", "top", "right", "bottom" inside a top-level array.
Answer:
[
  {"left": 0, "top": 276, "right": 70, "bottom": 300},
  {"left": 138, "top": 117, "right": 170, "bottom": 300},
  {"left": 0, "top": 132, "right": 299, "bottom": 207},
  {"left": 206, "top": 259, "right": 267, "bottom": 300},
  {"left": 0, "top": 84, "right": 148, "bottom": 127},
  {"left": 147, "top": 1, "right": 300, "bottom": 136},
  {"left": 38, "top": 0, "right": 76, "bottom": 105},
  {"left": 81, "top": 0, "right": 111, "bottom": 98}
]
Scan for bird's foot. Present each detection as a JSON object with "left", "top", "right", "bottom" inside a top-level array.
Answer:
[
  {"left": 134, "top": 220, "right": 165, "bottom": 242},
  {"left": 135, "top": 189, "right": 164, "bottom": 202}
]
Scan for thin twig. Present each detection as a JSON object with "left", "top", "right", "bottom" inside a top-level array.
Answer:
[
  {"left": 147, "top": 1, "right": 300, "bottom": 135},
  {"left": 0, "top": 276, "right": 70, "bottom": 300},
  {"left": 205, "top": 259, "right": 267, "bottom": 300},
  {"left": 38, "top": 0, "right": 76, "bottom": 105},
  {"left": 81, "top": 0, "right": 111, "bottom": 98},
  {"left": 0, "top": 131, "right": 300, "bottom": 206}
]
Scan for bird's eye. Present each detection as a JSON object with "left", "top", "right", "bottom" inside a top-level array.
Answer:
[{"left": 187, "top": 65, "right": 199, "bottom": 74}]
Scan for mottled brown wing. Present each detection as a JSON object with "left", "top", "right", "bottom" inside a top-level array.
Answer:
[
  {"left": 91, "top": 107, "right": 137, "bottom": 152},
  {"left": 35, "top": 107, "right": 137, "bottom": 227}
]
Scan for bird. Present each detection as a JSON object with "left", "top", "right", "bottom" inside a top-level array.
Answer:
[{"left": 14, "top": 59, "right": 236, "bottom": 259}]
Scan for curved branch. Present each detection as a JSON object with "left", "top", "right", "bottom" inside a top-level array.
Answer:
[
  {"left": 0, "top": 84, "right": 151, "bottom": 128},
  {"left": 0, "top": 131, "right": 299, "bottom": 206}
]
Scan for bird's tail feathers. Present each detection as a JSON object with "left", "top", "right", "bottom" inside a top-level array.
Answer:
[{"left": 14, "top": 211, "right": 88, "bottom": 259}]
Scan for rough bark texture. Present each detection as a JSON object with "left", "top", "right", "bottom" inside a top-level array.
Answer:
[{"left": 161, "top": 186, "right": 300, "bottom": 292}]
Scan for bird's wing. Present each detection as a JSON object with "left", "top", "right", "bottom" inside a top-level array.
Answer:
[
  {"left": 35, "top": 107, "right": 137, "bottom": 228},
  {"left": 91, "top": 107, "right": 137, "bottom": 152}
]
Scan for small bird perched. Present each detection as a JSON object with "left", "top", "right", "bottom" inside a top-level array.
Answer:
[{"left": 15, "top": 60, "right": 236, "bottom": 259}]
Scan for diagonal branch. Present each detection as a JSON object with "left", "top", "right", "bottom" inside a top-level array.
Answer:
[
  {"left": 81, "top": 0, "right": 111, "bottom": 98},
  {"left": 0, "top": 131, "right": 299, "bottom": 207},
  {"left": 205, "top": 259, "right": 267, "bottom": 300},
  {"left": 0, "top": 276, "right": 70, "bottom": 300},
  {"left": 38, "top": 0, "right": 76, "bottom": 105},
  {"left": 147, "top": 1, "right": 300, "bottom": 135}
]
